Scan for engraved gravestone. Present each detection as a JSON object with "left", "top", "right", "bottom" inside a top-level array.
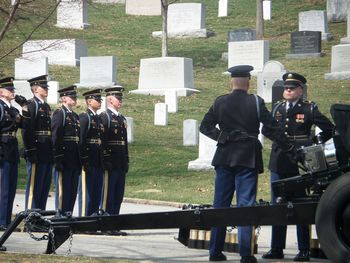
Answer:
[
  {"left": 218, "top": 0, "right": 228, "bottom": 17},
  {"left": 77, "top": 56, "right": 117, "bottom": 88},
  {"left": 257, "top": 61, "right": 286, "bottom": 103},
  {"left": 165, "top": 89, "right": 178, "bottom": 113},
  {"left": 188, "top": 132, "right": 216, "bottom": 170},
  {"left": 15, "top": 57, "right": 48, "bottom": 80},
  {"left": 228, "top": 29, "right": 256, "bottom": 42},
  {"left": 183, "top": 119, "right": 198, "bottom": 146},
  {"left": 130, "top": 57, "right": 199, "bottom": 97},
  {"left": 56, "top": 0, "right": 88, "bottom": 30},
  {"left": 126, "top": 0, "right": 161, "bottom": 16},
  {"left": 325, "top": 44, "right": 350, "bottom": 80},
  {"left": 286, "top": 31, "right": 322, "bottom": 58},
  {"left": 340, "top": 7, "right": 350, "bottom": 44},
  {"left": 228, "top": 40, "right": 269, "bottom": 73},
  {"left": 263, "top": 0, "right": 271, "bottom": 20},
  {"left": 154, "top": 103, "right": 168, "bottom": 126},
  {"left": 22, "top": 39, "right": 87, "bottom": 66},
  {"left": 299, "top": 10, "right": 332, "bottom": 41}
]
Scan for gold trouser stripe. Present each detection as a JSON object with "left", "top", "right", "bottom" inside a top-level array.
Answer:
[
  {"left": 28, "top": 163, "right": 36, "bottom": 209},
  {"left": 58, "top": 171, "right": 63, "bottom": 210},
  {"left": 251, "top": 226, "right": 256, "bottom": 256},
  {"left": 82, "top": 169, "right": 86, "bottom": 217},
  {"left": 102, "top": 171, "right": 108, "bottom": 210}
]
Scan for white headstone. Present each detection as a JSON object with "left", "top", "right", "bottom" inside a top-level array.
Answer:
[
  {"left": 125, "top": 0, "right": 161, "bottom": 16},
  {"left": 324, "top": 44, "right": 350, "bottom": 80},
  {"left": 299, "top": 10, "right": 333, "bottom": 41},
  {"left": 228, "top": 40, "right": 269, "bottom": 73},
  {"left": 15, "top": 57, "right": 48, "bottom": 80},
  {"left": 218, "top": 0, "right": 228, "bottom": 17},
  {"left": 183, "top": 119, "right": 198, "bottom": 146},
  {"left": 188, "top": 133, "right": 216, "bottom": 170},
  {"left": 154, "top": 103, "right": 168, "bottom": 126},
  {"left": 130, "top": 57, "right": 199, "bottom": 97},
  {"left": 340, "top": 7, "right": 350, "bottom": 44},
  {"left": 77, "top": 56, "right": 116, "bottom": 88},
  {"left": 12, "top": 80, "right": 32, "bottom": 112},
  {"left": 47, "top": 81, "right": 59, "bottom": 105},
  {"left": 22, "top": 39, "right": 87, "bottom": 66},
  {"left": 327, "top": 0, "right": 349, "bottom": 22},
  {"left": 97, "top": 96, "right": 106, "bottom": 114},
  {"left": 263, "top": 0, "right": 271, "bottom": 20},
  {"left": 165, "top": 90, "right": 178, "bottom": 113},
  {"left": 257, "top": 61, "right": 286, "bottom": 103},
  {"left": 152, "top": 3, "right": 210, "bottom": 38},
  {"left": 56, "top": 0, "right": 89, "bottom": 30},
  {"left": 126, "top": 116, "right": 134, "bottom": 144},
  {"left": 258, "top": 123, "right": 264, "bottom": 147}
]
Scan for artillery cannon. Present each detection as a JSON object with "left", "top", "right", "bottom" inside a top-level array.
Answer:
[{"left": 0, "top": 104, "right": 349, "bottom": 262}]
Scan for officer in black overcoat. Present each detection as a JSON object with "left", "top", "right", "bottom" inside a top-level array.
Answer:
[
  {"left": 51, "top": 85, "right": 81, "bottom": 213},
  {"left": 22, "top": 75, "right": 53, "bottom": 210},
  {"left": 262, "top": 73, "right": 334, "bottom": 262},
  {"left": 200, "top": 65, "right": 293, "bottom": 263},
  {"left": 100, "top": 86, "right": 129, "bottom": 218},
  {"left": 0, "top": 77, "right": 22, "bottom": 230},
  {"left": 78, "top": 89, "right": 104, "bottom": 216}
]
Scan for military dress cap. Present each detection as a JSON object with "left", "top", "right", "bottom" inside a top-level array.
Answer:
[
  {"left": 58, "top": 85, "right": 77, "bottom": 98},
  {"left": 227, "top": 65, "right": 254, "bottom": 77},
  {"left": 0, "top": 77, "right": 15, "bottom": 90},
  {"left": 283, "top": 72, "right": 307, "bottom": 89},
  {"left": 27, "top": 75, "right": 49, "bottom": 88},
  {"left": 83, "top": 88, "right": 102, "bottom": 101},
  {"left": 105, "top": 85, "right": 124, "bottom": 99}
]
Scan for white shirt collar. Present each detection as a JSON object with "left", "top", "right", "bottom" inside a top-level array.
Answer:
[
  {"left": 0, "top": 98, "right": 11, "bottom": 108},
  {"left": 88, "top": 107, "right": 97, "bottom": 115},
  {"left": 63, "top": 104, "right": 72, "bottom": 113},
  {"left": 108, "top": 106, "right": 119, "bottom": 116},
  {"left": 35, "top": 96, "right": 44, "bottom": 104}
]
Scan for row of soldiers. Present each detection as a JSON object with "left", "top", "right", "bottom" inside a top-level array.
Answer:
[{"left": 0, "top": 75, "right": 129, "bottom": 231}]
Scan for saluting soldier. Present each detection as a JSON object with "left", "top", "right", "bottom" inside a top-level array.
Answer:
[
  {"left": 262, "top": 72, "right": 334, "bottom": 262},
  {"left": 51, "top": 85, "right": 81, "bottom": 213},
  {"left": 78, "top": 89, "right": 104, "bottom": 216},
  {"left": 22, "top": 75, "right": 53, "bottom": 210},
  {"left": 200, "top": 65, "right": 293, "bottom": 263},
  {"left": 100, "top": 86, "right": 129, "bottom": 217},
  {"left": 0, "top": 77, "right": 23, "bottom": 230}
]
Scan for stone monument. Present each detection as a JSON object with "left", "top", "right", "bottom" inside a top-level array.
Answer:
[
  {"left": 340, "top": 7, "right": 350, "bottom": 44},
  {"left": 299, "top": 10, "right": 333, "bottom": 41},
  {"left": 188, "top": 132, "right": 216, "bottom": 171},
  {"left": 324, "top": 44, "right": 350, "bottom": 80},
  {"left": 218, "top": 0, "right": 228, "bottom": 17},
  {"left": 154, "top": 103, "right": 168, "bottom": 126},
  {"left": 286, "top": 31, "right": 323, "bottom": 58},
  {"left": 15, "top": 57, "right": 48, "bottom": 80},
  {"left": 130, "top": 57, "right": 199, "bottom": 97},
  {"left": 263, "top": 0, "right": 271, "bottom": 20},
  {"left": 56, "top": 0, "right": 89, "bottom": 30},
  {"left": 183, "top": 119, "right": 198, "bottom": 146},
  {"left": 126, "top": 0, "right": 161, "bottom": 16},
  {"left": 327, "top": 0, "right": 349, "bottom": 22}
]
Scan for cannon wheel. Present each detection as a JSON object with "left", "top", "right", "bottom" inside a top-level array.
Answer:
[{"left": 316, "top": 173, "right": 350, "bottom": 263}]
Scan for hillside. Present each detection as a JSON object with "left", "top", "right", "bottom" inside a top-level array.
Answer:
[{"left": 0, "top": 0, "right": 349, "bottom": 204}]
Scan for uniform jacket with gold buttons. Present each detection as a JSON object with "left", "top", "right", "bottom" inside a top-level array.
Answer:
[
  {"left": 268, "top": 99, "right": 334, "bottom": 174},
  {"left": 100, "top": 109, "right": 129, "bottom": 170}
]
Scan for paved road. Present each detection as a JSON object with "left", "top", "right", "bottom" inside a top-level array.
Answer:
[{"left": 1, "top": 193, "right": 330, "bottom": 262}]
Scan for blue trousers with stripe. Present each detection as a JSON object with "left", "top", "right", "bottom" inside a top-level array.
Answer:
[
  {"left": 0, "top": 161, "right": 18, "bottom": 227},
  {"left": 270, "top": 171, "right": 310, "bottom": 251},
  {"left": 54, "top": 166, "right": 81, "bottom": 213},
  {"left": 209, "top": 165, "right": 257, "bottom": 257},
  {"left": 78, "top": 166, "right": 103, "bottom": 216},
  {"left": 25, "top": 161, "right": 52, "bottom": 210},
  {"left": 100, "top": 169, "right": 126, "bottom": 215}
]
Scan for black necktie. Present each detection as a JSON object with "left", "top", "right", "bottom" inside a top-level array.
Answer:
[{"left": 288, "top": 102, "right": 293, "bottom": 113}]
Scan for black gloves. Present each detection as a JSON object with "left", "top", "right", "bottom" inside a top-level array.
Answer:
[{"left": 14, "top": 95, "right": 28, "bottom": 107}]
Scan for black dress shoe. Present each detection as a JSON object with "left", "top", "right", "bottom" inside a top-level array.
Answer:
[
  {"left": 294, "top": 250, "right": 310, "bottom": 262},
  {"left": 209, "top": 252, "right": 227, "bottom": 261},
  {"left": 104, "top": 230, "right": 128, "bottom": 236},
  {"left": 241, "top": 256, "right": 257, "bottom": 263},
  {"left": 262, "top": 248, "right": 284, "bottom": 259}
]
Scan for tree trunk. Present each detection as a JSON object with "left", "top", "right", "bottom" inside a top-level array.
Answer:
[
  {"left": 161, "top": 0, "right": 168, "bottom": 57},
  {"left": 256, "top": 0, "right": 264, "bottom": 39}
]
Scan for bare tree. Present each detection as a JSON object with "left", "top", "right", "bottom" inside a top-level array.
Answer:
[
  {"left": 160, "top": 0, "right": 179, "bottom": 57},
  {"left": 256, "top": 0, "right": 264, "bottom": 39},
  {"left": 0, "top": 0, "right": 64, "bottom": 61}
]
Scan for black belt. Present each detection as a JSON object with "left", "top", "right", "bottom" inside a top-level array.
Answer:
[
  {"left": 35, "top": 131, "right": 51, "bottom": 136},
  {"left": 286, "top": 135, "right": 311, "bottom": 142},
  {"left": 227, "top": 130, "right": 258, "bottom": 142}
]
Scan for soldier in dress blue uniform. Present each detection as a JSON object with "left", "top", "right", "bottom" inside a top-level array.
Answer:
[
  {"left": 0, "top": 77, "right": 23, "bottom": 231},
  {"left": 100, "top": 86, "right": 129, "bottom": 216},
  {"left": 200, "top": 65, "right": 293, "bottom": 263},
  {"left": 22, "top": 75, "right": 53, "bottom": 210},
  {"left": 51, "top": 85, "right": 81, "bottom": 213},
  {"left": 78, "top": 89, "right": 104, "bottom": 216},
  {"left": 262, "top": 73, "right": 334, "bottom": 262}
]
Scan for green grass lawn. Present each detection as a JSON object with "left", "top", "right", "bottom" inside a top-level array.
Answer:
[{"left": 0, "top": 0, "right": 349, "bottom": 206}]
